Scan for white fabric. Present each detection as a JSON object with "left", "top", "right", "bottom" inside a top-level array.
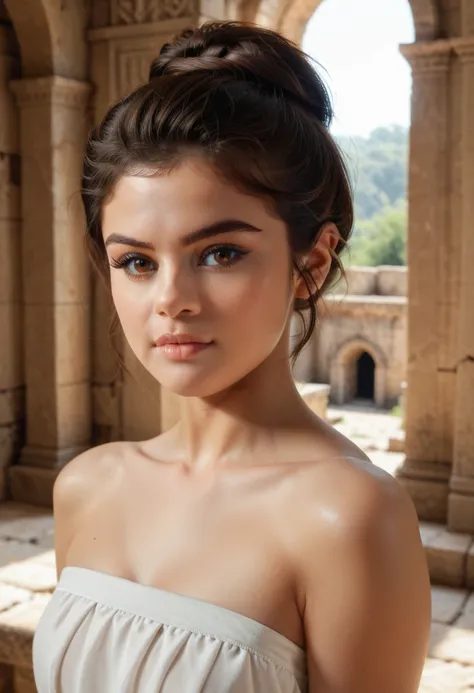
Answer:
[{"left": 33, "top": 566, "right": 308, "bottom": 692}]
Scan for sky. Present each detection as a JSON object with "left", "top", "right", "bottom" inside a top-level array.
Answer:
[{"left": 302, "top": 0, "right": 415, "bottom": 137}]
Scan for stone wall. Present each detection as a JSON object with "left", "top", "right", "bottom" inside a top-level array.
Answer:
[
  {"left": 295, "top": 269, "right": 408, "bottom": 409},
  {"left": 0, "top": 0, "right": 473, "bottom": 535}
]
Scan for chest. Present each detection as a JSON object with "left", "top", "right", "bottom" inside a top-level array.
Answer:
[{"left": 67, "top": 462, "right": 306, "bottom": 647}]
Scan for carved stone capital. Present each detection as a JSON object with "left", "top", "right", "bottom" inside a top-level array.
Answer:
[
  {"left": 10, "top": 76, "right": 92, "bottom": 109},
  {"left": 399, "top": 39, "right": 452, "bottom": 75},
  {"left": 110, "top": 0, "right": 197, "bottom": 24}
]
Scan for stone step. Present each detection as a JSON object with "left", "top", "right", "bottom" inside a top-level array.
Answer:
[{"left": 420, "top": 522, "right": 474, "bottom": 589}]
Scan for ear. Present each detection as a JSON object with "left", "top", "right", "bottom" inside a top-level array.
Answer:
[{"left": 293, "top": 223, "right": 340, "bottom": 300}]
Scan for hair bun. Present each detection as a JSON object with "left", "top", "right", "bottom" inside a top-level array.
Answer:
[{"left": 148, "top": 21, "right": 332, "bottom": 127}]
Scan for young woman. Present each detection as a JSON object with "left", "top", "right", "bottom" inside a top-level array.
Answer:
[{"left": 33, "top": 21, "right": 431, "bottom": 693}]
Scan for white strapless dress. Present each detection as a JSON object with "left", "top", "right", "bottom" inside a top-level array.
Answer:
[{"left": 33, "top": 566, "right": 308, "bottom": 692}]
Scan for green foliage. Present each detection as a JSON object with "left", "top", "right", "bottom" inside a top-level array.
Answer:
[
  {"left": 344, "top": 204, "right": 407, "bottom": 267},
  {"left": 335, "top": 125, "right": 409, "bottom": 267}
]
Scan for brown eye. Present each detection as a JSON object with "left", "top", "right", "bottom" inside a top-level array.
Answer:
[
  {"left": 128, "top": 258, "right": 153, "bottom": 275},
  {"left": 110, "top": 253, "right": 157, "bottom": 279},
  {"left": 201, "top": 245, "right": 247, "bottom": 268}
]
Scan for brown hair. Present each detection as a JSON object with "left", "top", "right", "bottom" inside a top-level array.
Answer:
[{"left": 82, "top": 21, "right": 353, "bottom": 365}]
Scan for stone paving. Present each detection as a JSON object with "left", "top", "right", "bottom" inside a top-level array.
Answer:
[{"left": 0, "top": 403, "right": 473, "bottom": 692}]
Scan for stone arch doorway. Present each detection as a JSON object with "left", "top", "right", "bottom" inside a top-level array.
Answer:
[
  {"left": 240, "top": 0, "right": 439, "bottom": 46},
  {"left": 330, "top": 338, "right": 387, "bottom": 407},
  {"left": 356, "top": 351, "right": 375, "bottom": 401}
]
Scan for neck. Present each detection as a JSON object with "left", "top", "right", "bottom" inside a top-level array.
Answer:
[{"left": 170, "top": 344, "right": 315, "bottom": 475}]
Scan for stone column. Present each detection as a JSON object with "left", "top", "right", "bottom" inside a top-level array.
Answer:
[
  {"left": 8, "top": 76, "right": 92, "bottom": 506},
  {"left": 88, "top": 4, "right": 199, "bottom": 441},
  {"left": 0, "top": 22, "right": 21, "bottom": 499},
  {"left": 448, "top": 38, "right": 474, "bottom": 533},
  {"left": 396, "top": 40, "right": 453, "bottom": 523}
]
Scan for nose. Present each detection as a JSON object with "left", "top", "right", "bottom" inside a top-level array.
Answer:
[{"left": 153, "top": 262, "right": 201, "bottom": 318}]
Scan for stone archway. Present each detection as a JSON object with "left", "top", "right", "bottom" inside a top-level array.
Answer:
[
  {"left": 3, "top": 0, "right": 92, "bottom": 505},
  {"left": 4, "top": 0, "right": 87, "bottom": 79},
  {"left": 241, "top": 0, "right": 439, "bottom": 46},
  {"left": 330, "top": 337, "right": 388, "bottom": 408}
]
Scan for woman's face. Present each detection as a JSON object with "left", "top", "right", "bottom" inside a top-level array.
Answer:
[{"left": 102, "top": 158, "right": 295, "bottom": 397}]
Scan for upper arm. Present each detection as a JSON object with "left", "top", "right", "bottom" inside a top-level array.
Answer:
[
  {"left": 53, "top": 447, "right": 108, "bottom": 580},
  {"left": 301, "top": 470, "right": 431, "bottom": 693}
]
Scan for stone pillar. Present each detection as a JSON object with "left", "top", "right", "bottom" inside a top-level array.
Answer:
[
  {"left": 88, "top": 4, "right": 199, "bottom": 441},
  {"left": 396, "top": 40, "right": 453, "bottom": 523},
  {"left": 0, "top": 22, "right": 21, "bottom": 499},
  {"left": 448, "top": 38, "right": 474, "bottom": 533},
  {"left": 8, "top": 76, "right": 92, "bottom": 506}
]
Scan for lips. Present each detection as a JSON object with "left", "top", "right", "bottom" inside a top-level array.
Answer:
[{"left": 154, "top": 333, "right": 211, "bottom": 347}]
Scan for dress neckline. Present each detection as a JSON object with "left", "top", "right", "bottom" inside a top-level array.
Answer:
[{"left": 57, "top": 565, "right": 307, "bottom": 683}]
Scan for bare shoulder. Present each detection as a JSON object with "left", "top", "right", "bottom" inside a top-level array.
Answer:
[
  {"left": 294, "top": 454, "right": 419, "bottom": 551},
  {"left": 293, "top": 457, "right": 430, "bottom": 692},
  {"left": 53, "top": 441, "right": 132, "bottom": 517},
  {"left": 53, "top": 441, "right": 136, "bottom": 576}
]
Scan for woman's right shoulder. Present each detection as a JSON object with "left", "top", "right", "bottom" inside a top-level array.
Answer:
[{"left": 53, "top": 441, "right": 132, "bottom": 518}]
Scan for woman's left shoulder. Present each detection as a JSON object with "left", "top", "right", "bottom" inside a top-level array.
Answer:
[{"left": 293, "top": 453, "right": 417, "bottom": 544}]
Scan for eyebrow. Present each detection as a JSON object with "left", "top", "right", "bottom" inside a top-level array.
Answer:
[{"left": 104, "top": 219, "right": 263, "bottom": 250}]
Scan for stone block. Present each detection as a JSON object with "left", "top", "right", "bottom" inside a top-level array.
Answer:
[
  {"left": 8, "top": 467, "right": 58, "bottom": 508},
  {"left": 0, "top": 512, "right": 53, "bottom": 543},
  {"left": 431, "top": 586, "right": 468, "bottom": 624},
  {"left": 0, "top": 595, "right": 50, "bottom": 668},
  {"left": 0, "top": 423, "right": 22, "bottom": 470},
  {"left": 448, "top": 493, "right": 474, "bottom": 534},
  {"left": 0, "top": 503, "right": 42, "bottom": 522},
  {"left": 0, "top": 584, "right": 33, "bottom": 613},
  {"left": 25, "top": 382, "right": 91, "bottom": 452},
  {"left": 396, "top": 476, "right": 448, "bottom": 524},
  {"left": 376, "top": 266, "right": 407, "bottom": 297},
  {"left": 55, "top": 303, "right": 90, "bottom": 386},
  {"left": 0, "top": 541, "right": 47, "bottom": 570},
  {"left": 0, "top": 220, "right": 21, "bottom": 304},
  {"left": 454, "top": 592, "right": 474, "bottom": 629},
  {"left": 429, "top": 622, "right": 474, "bottom": 666},
  {"left": 419, "top": 658, "right": 474, "bottom": 693},
  {"left": 0, "top": 558, "right": 56, "bottom": 592},
  {"left": 424, "top": 527, "right": 472, "bottom": 587},
  {"left": 0, "top": 388, "right": 24, "bottom": 427},
  {"left": 0, "top": 304, "right": 22, "bottom": 389},
  {"left": 419, "top": 522, "right": 445, "bottom": 546},
  {"left": 388, "top": 430, "right": 405, "bottom": 453},
  {"left": 56, "top": 383, "right": 91, "bottom": 449},
  {"left": 467, "top": 542, "right": 474, "bottom": 589},
  {"left": 295, "top": 382, "right": 330, "bottom": 420},
  {"left": 13, "top": 666, "right": 36, "bottom": 693},
  {"left": 0, "top": 664, "right": 13, "bottom": 693},
  {"left": 92, "top": 384, "right": 120, "bottom": 428},
  {"left": 13, "top": 667, "right": 37, "bottom": 693}
]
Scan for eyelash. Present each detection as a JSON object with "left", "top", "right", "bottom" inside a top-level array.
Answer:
[{"left": 109, "top": 244, "right": 248, "bottom": 280}]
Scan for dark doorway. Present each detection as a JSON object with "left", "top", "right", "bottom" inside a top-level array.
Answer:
[{"left": 356, "top": 352, "right": 375, "bottom": 400}]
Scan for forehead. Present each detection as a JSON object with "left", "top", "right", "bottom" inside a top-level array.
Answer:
[{"left": 102, "top": 159, "right": 275, "bottom": 238}]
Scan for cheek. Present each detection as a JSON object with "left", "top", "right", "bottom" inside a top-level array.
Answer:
[
  {"left": 111, "top": 277, "right": 152, "bottom": 332},
  {"left": 212, "top": 257, "right": 291, "bottom": 334}
]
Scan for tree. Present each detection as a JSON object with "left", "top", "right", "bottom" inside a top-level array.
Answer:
[
  {"left": 344, "top": 204, "right": 407, "bottom": 267},
  {"left": 335, "top": 125, "right": 409, "bottom": 267}
]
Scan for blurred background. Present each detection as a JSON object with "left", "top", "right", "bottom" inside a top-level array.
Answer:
[{"left": 0, "top": 1, "right": 473, "bottom": 691}]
